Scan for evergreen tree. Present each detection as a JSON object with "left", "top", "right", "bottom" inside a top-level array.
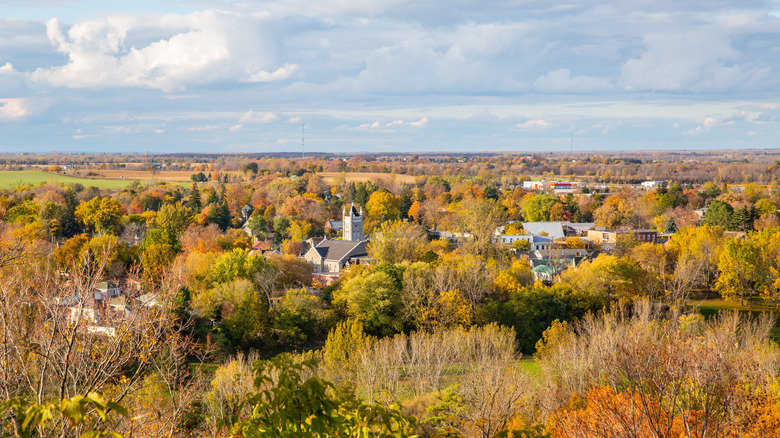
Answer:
[
  {"left": 186, "top": 182, "right": 201, "bottom": 211},
  {"left": 217, "top": 200, "right": 231, "bottom": 231},
  {"left": 664, "top": 216, "right": 677, "bottom": 233},
  {"left": 399, "top": 185, "right": 413, "bottom": 220},
  {"left": 56, "top": 189, "right": 81, "bottom": 238}
]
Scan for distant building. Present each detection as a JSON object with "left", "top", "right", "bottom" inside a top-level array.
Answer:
[
  {"left": 641, "top": 181, "right": 666, "bottom": 189},
  {"left": 304, "top": 203, "right": 370, "bottom": 274},
  {"left": 523, "top": 180, "right": 579, "bottom": 193},
  {"left": 304, "top": 239, "right": 369, "bottom": 273},
  {"left": 587, "top": 228, "right": 657, "bottom": 245},
  {"left": 494, "top": 234, "right": 552, "bottom": 251},
  {"left": 520, "top": 221, "right": 595, "bottom": 241}
]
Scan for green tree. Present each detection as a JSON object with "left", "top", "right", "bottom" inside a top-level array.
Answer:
[
  {"left": 56, "top": 189, "right": 82, "bottom": 238},
  {"left": 333, "top": 271, "right": 404, "bottom": 337},
  {"left": 186, "top": 182, "right": 202, "bottom": 211},
  {"left": 399, "top": 186, "right": 414, "bottom": 220},
  {"left": 704, "top": 200, "right": 734, "bottom": 230},
  {"left": 227, "top": 355, "right": 417, "bottom": 438},
  {"left": 206, "top": 248, "right": 275, "bottom": 288},
  {"left": 153, "top": 203, "right": 193, "bottom": 237},
  {"left": 521, "top": 194, "right": 562, "bottom": 222},
  {"left": 272, "top": 288, "right": 333, "bottom": 347}
]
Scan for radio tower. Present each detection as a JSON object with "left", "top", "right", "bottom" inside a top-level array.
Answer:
[{"left": 301, "top": 123, "right": 305, "bottom": 159}]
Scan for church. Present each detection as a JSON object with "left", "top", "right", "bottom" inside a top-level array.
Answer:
[{"left": 304, "top": 203, "right": 371, "bottom": 275}]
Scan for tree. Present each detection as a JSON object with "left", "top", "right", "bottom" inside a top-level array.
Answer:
[
  {"left": 333, "top": 270, "right": 404, "bottom": 337},
  {"left": 153, "top": 203, "right": 193, "bottom": 237},
  {"left": 666, "top": 225, "right": 725, "bottom": 294},
  {"left": 206, "top": 248, "right": 275, "bottom": 289},
  {"left": 521, "top": 194, "right": 561, "bottom": 222},
  {"left": 366, "top": 191, "right": 399, "bottom": 222},
  {"left": 399, "top": 186, "right": 414, "bottom": 220},
  {"left": 704, "top": 200, "right": 735, "bottom": 229},
  {"left": 56, "top": 189, "right": 81, "bottom": 238},
  {"left": 368, "top": 220, "right": 427, "bottom": 264},
  {"left": 227, "top": 355, "right": 417, "bottom": 438},
  {"left": 186, "top": 182, "right": 202, "bottom": 211},
  {"left": 272, "top": 288, "right": 333, "bottom": 347},
  {"left": 717, "top": 236, "right": 768, "bottom": 306},
  {"left": 243, "top": 162, "right": 259, "bottom": 174},
  {"left": 75, "top": 196, "right": 124, "bottom": 234}
]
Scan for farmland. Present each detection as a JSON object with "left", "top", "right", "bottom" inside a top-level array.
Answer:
[{"left": 0, "top": 170, "right": 179, "bottom": 189}]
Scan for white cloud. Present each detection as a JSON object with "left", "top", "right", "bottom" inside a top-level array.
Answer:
[
  {"left": 619, "top": 31, "right": 769, "bottom": 91},
  {"left": 0, "top": 97, "right": 47, "bottom": 120},
  {"left": 247, "top": 63, "right": 300, "bottom": 82},
  {"left": 516, "top": 119, "right": 551, "bottom": 130},
  {"left": 534, "top": 68, "right": 613, "bottom": 93},
  {"left": 28, "top": 11, "right": 296, "bottom": 92},
  {"left": 229, "top": 124, "right": 242, "bottom": 132},
  {"left": 684, "top": 111, "right": 751, "bottom": 134},
  {"left": 239, "top": 111, "right": 279, "bottom": 123},
  {"left": 384, "top": 117, "right": 428, "bottom": 128}
]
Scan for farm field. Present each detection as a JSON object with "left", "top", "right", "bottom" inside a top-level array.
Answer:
[
  {"left": 0, "top": 170, "right": 183, "bottom": 189},
  {"left": 318, "top": 171, "right": 417, "bottom": 185},
  {"left": 68, "top": 169, "right": 196, "bottom": 183}
]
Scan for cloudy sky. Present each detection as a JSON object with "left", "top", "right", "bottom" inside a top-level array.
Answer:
[{"left": 1, "top": 0, "right": 779, "bottom": 154}]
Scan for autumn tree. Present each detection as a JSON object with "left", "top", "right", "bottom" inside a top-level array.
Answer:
[
  {"left": 368, "top": 220, "right": 428, "bottom": 264},
  {"left": 366, "top": 190, "right": 400, "bottom": 222},
  {"left": 717, "top": 236, "right": 768, "bottom": 306},
  {"left": 75, "top": 196, "right": 124, "bottom": 234}
]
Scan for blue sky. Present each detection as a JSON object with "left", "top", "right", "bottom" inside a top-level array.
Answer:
[{"left": 1, "top": 0, "right": 779, "bottom": 153}]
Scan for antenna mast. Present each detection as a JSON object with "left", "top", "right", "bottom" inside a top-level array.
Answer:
[{"left": 302, "top": 123, "right": 305, "bottom": 159}]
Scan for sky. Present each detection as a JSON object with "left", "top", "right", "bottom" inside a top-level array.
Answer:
[{"left": 1, "top": 1, "right": 780, "bottom": 154}]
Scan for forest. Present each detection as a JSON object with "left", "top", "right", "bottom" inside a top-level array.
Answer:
[{"left": 2, "top": 151, "right": 780, "bottom": 437}]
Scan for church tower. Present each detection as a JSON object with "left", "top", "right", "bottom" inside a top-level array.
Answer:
[{"left": 343, "top": 203, "right": 363, "bottom": 241}]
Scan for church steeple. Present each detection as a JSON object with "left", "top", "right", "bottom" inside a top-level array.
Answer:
[{"left": 343, "top": 202, "right": 363, "bottom": 241}]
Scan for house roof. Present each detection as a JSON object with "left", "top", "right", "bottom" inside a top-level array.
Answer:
[
  {"left": 522, "top": 222, "right": 567, "bottom": 240},
  {"left": 313, "top": 239, "right": 368, "bottom": 262}
]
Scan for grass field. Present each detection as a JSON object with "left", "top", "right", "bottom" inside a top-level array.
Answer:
[
  {"left": 0, "top": 170, "right": 180, "bottom": 189},
  {"left": 689, "top": 298, "right": 780, "bottom": 344}
]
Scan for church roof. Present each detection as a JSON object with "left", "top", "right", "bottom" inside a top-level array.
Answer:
[{"left": 313, "top": 239, "right": 368, "bottom": 262}]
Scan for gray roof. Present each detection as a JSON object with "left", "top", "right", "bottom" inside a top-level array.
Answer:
[
  {"left": 314, "top": 239, "right": 368, "bottom": 262},
  {"left": 521, "top": 221, "right": 594, "bottom": 239},
  {"left": 522, "top": 222, "right": 567, "bottom": 240},
  {"left": 327, "top": 220, "right": 343, "bottom": 230}
]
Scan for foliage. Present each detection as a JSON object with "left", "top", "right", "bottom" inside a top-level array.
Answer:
[
  {"left": 0, "top": 392, "right": 128, "bottom": 438},
  {"left": 522, "top": 194, "right": 562, "bottom": 222},
  {"left": 75, "top": 196, "right": 124, "bottom": 234},
  {"left": 333, "top": 270, "right": 404, "bottom": 336},
  {"left": 482, "top": 286, "right": 602, "bottom": 354},
  {"left": 272, "top": 288, "right": 334, "bottom": 347},
  {"left": 369, "top": 220, "right": 428, "bottom": 264},
  {"left": 226, "top": 355, "right": 418, "bottom": 437},
  {"left": 366, "top": 191, "right": 400, "bottom": 222}
]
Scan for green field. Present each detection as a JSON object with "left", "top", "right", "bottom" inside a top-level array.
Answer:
[
  {"left": 0, "top": 171, "right": 163, "bottom": 189},
  {"left": 690, "top": 298, "right": 780, "bottom": 344}
]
